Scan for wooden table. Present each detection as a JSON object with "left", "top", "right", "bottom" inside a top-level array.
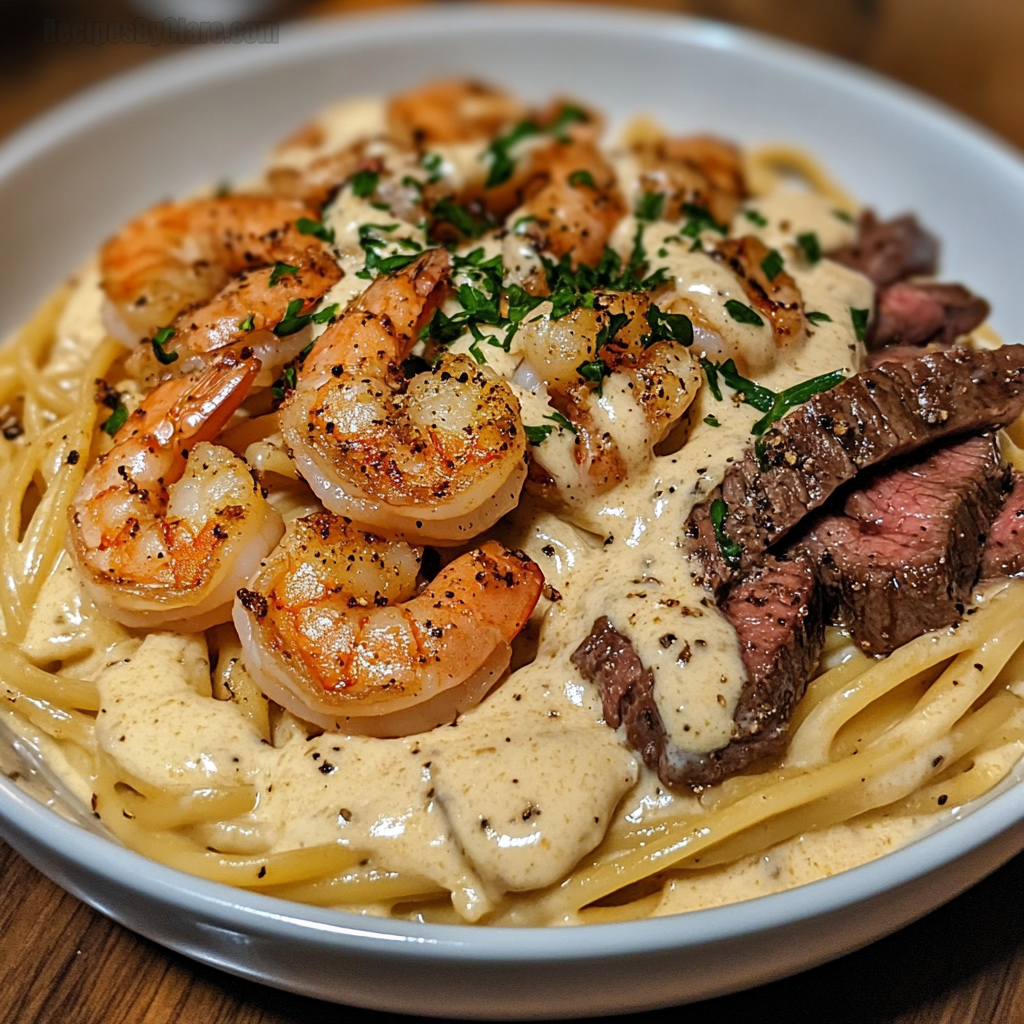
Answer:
[{"left": 1, "top": 1, "right": 1023, "bottom": 1021}]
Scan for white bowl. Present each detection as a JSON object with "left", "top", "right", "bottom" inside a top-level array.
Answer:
[{"left": 2, "top": 6, "right": 1023, "bottom": 1018}]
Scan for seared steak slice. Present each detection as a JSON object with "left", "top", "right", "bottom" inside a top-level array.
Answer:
[
  {"left": 828, "top": 210, "right": 938, "bottom": 287},
  {"left": 982, "top": 472, "right": 1024, "bottom": 579},
  {"left": 573, "top": 557, "right": 825, "bottom": 790},
  {"left": 799, "top": 435, "right": 1007, "bottom": 653},
  {"left": 690, "top": 346, "right": 1024, "bottom": 591},
  {"left": 868, "top": 282, "right": 990, "bottom": 350}
]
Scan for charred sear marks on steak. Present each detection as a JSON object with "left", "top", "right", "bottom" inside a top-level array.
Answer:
[
  {"left": 982, "top": 472, "right": 1024, "bottom": 579},
  {"left": 797, "top": 435, "right": 1008, "bottom": 654},
  {"left": 828, "top": 210, "right": 938, "bottom": 288},
  {"left": 690, "top": 346, "right": 1024, "bottom": 592},
  {"left": 573, "top": 557, "right": 825, "bottom": 790}
]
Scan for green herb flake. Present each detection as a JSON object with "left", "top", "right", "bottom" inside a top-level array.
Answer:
[
  {"left": 681, "top": 203, "right": 727, "bottom": 238},
  {"left": 796, "top": 231, "right": 822, "bottom": 264},
  {"left": 311, "top": 303, "right": 340, "bottom": 325},
  {"left": 512, "top": 214, "right": 537, "bottom": 235},
  {"left": 431, "top": 197, "right": 488, "bottom": 239},
  {"left": 568, "top": 169, "right": 596, "bottom": 189},
  {"left": 545, "top": 411, "right": 576, "bottom": 434},
  {"left": 468, "top": 337, "right": 488, "bottom": 365},
  {"left": 806, "top": 311, "right": 833, "bottom": 325},
  {"left": 760, "top": 249, "right": 784, "bottom": 281},
  {"left": 214, "top": 180, "right": 232, "bottom": 198},
  {"left": 700, "top": 358, "right": 722, "bottom": 401},
  {"left": 273, "top": 298, "right": 309, "bottom": 337},
  {"left": 269, "top": 262, "right": 299, "bottom": 287},
  {"left": 710, "top": 498, "right": 743, "bottom": 567},
  {"left": 577, "top": 358, "right": 611, "bottom": 386},
  {"left": 850, "top": 307, "right": 870, "bottom": 342},
  {"left": 724, "top": 299, "right": 765, "bottom": 327},
  {"left": 750, "top": 369, "right": 846, "bottom": 436},
  {"left": 525, "top": 423, "right": 553, "bottom": 445},
  {"left": 149, "top": 326, "right": 178, "bottom": 365},
  {"left": 484, "top": 120, "right": 542, "bottom": 189},
  {"left": 635, "top": 191, "right": 665, "bottom": 222},
  {"left": 645, "top": 305, "right": 694, "bottom": 347},
  {"left": 421, "top": 152, "right": 443, "bottom": 184},
  {"left": 833, "top": 209, "right": 855, "bottom": 224},
  {"left": 704, "top": 415, "right": 721, "bottom": 427},
  {"left": 547, "top": 104, "right": 589, "bottom": 142},
  {"left": 296, "top": 216, "right": 335, "bottom": 244},
  {"left": 744, "top": 209, "right": 768, "bottom": 228},
  {"left": 282, "top": 366, "right": 297, "bottom": 391},
  {"left": 351, "top": 169, "right": 380, "bottom": 198},
  {"left": 238, "top": 314, "right": 255, "bottom": 332},
  {"left": 101, "top": 402, "right": 128, "bottom": 436}
]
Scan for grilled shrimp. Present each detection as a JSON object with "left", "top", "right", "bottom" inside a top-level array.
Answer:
[
  {"left": 714, "top": 235, "right": 806, "bottom": 348},
  {"left": 632, "top": 134, "right": 747, "bottom": 227},
  {"left": 233, "top": 514, "right": 543, "bottom": 737},
  {"left": 100, "top": 196, "right": 334, "bottom": 342},
  {"left": 519, "top": 141, "right": 626, "bottom": 269},
  {"left": 518, "top": 293, "right": 701, "bottom": 495},
  {"left": 68, "top": 353, "right": 284, "bottom": 631},
  {"left": 280, "top": 249, "right": 528, "bottom": 543}
]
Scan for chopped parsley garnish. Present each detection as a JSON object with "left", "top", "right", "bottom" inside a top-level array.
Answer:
[
  {"left": 796, "top": 231, "right": 821, "bottom": 264},
  {"left": 595, "top": 311, "right": 630, "bottom": 349},
  {"left": 700, "top": 358, "right": 722, "bottom": 401},
  {"left": 269, "top": 262, "right": 299, "bottom": 286},
  {"left": 710, "top": 498, "right": 743, "bottom": 567},
  {"left": 282, "top": 366, "right": 297, "bottom": 390},
  {"left": 750, "top": 369, "right": 846, "bottom": 436},
  {"left": 744, "top": 209, "right": 768, "bottom": 228},
  {"left": 512, "top": 213, "right": 537, "bottom": 234},
  {"left": 484, "top": 106, "right": 589, "bottom": 189},
  {"left": 724, "top": 299, "right": 764, "bottom": 326},
  {"left": 645, "top": 305, "right": 693, "bottom": 347},
  {"left": 214, "top": 180, "right": 232, "bottom": 198},
  {"left": 296, "top": 216, "right": 335, "bottom": 244},
  {"left": 577, "top": 358, "right": 611, "bottom": 392},
  {"left": 356, "top": 224, "right": 420, "bottom": 280},
  {"left": 351, "top": 169, "right": 380, "bottom": 198},
  {"left": 101, "top": 402, "right": 128, "bottom": 436},
  {"left": 702, "top": 357, "right": 844, "bottom": 437},
  {"left": 681, "top": 203, "right": 728, "bottom": 239},
  {"left": 238, "top": 314, "right": 255, "bottom": 332},
  {"left": 150, "top": 325, "right": 177, "bottom": 365},
  {"left": 635, "top": 191, "right": 665, "bottom": 221},
  {"left": 274, "top": 300, "right": 340, "bottom": 337},
  {"left": 850, "top": 307, "right": 870, "bottom": 342},
  {"left": 468, "top": 336, "right": 488, "bottom": 365},
  {"left": 568, "top": 169, "right": 596, "bottom": 188},
  {"left": 430, "top": 197, "right": 489, "bottom": 239},
  {"left": 760, "top": 249, "right": 784, "bottom": 281},
  {"left": 833, "top": 209, "right": 855, "bottom": 224},
  {"left": 704, "top": 415, "right": 721, "bottom": 427},
  {"left": 547, "top": 104, "right": 589, "bottom": 142},
  {"left": 484, "top": 120, "right": 542, "bottom": 189},
  {"left": 421, "top": 152, "right": 443, "bottom": 183},
  {"left": 805, "top": 311, "right": 832, "bottom": 325},
  {"left": 401, "top": 174, "right": 425, "bottom": 197},
  {"left": 526, "top": 412, "right": 577, "bottom": 445}
]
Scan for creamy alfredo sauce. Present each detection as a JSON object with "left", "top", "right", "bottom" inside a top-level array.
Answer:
[{"left": 7, "top": 96, "right": 966, "bottom": 926}]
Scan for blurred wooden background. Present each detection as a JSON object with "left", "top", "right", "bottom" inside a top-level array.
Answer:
[{"left": 2, "top": 0, "right": 1022, "bottom": 150}]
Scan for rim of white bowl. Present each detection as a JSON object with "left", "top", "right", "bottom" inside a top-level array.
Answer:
[{"left": 1, "top": 2, "right": 1023, "bottom": 964}]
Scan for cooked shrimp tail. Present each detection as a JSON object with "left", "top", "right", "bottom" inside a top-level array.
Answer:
[{"left": 233, "top": 515, "right": 544, "bottom": 737}]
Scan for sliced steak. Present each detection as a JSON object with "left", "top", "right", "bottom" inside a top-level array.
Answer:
[
  {"left": 689, "top": 346, "right": 1024, "bottom": 591},
  {"left": 798, "top": 435, "right": 1007, "bottom": 654},
  {"left": 867, "top": 282, "right": 990, "bottom": 351},
  {"left": 981, "top": 471, "right": 1024, "bottom": 579},
  {"left": 572, "top": 557, "right": 825, "bottom": 790},
  {"left": 828, "top": 210, "right": 938, "bottom": 287}
]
